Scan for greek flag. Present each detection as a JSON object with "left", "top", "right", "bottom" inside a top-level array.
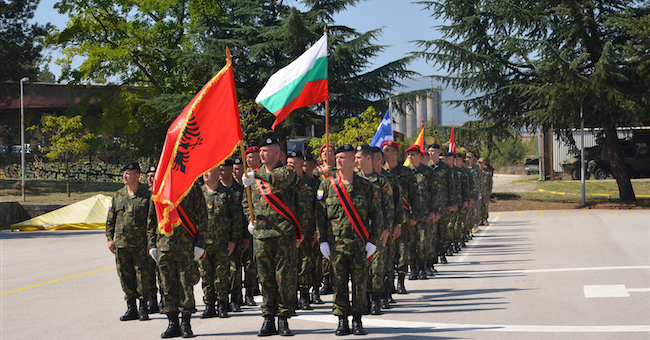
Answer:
[{"left": 370, "top": 109, "right": 393, "bottom": 147}]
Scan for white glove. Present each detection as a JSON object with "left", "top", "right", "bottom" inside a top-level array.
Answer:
[
  {"left": 193, "top": 246, "right": 205, "bottom": 261},
  {"left": 241, "top": 171, "right": 255, "bottom": 187},
  {"left": 248, "top": 222, "right": 255, "bottom": 235},
  {"left": 149, "top": 248, "right": 158, "bottom": 262},
  {"left": 319, "top": 242, "right": 331, "bottom": 260},
  {"left": 365, "top": 242, "right": 377, "bottom": 258}
]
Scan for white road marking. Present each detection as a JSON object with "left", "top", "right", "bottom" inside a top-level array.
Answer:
[
  {"left": 295, "top": 313, "right": 650, "bottom": 333},
  {"left": 440, "top": 265, "right": 650, "bottom": 277},
  {"left": 455, "top": 216, "right": 498, "bottom": 263},
  {"left": 584, "top": 285, "right": 650, "bottom": 297}
]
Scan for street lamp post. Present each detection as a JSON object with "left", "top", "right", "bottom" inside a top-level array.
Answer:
[{"left": 20, "top": 77, "right": 29, "bottom": 202}]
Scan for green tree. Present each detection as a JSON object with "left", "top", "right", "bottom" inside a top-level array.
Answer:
[
  {"left": 308, "top": 106, "right": 382, "bottom": 154},
  {"left": 33, "top": 115, "right": 95, "bottom": 197},
  {"left": 413, "top": 0, "right": 650, "bottom": 202},
  {"left": 0, "top": 0, "right": 49, "bottom": 97}
]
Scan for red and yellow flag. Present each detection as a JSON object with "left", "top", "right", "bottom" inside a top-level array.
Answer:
[
  {"left": 404, "top": 121, "right": 425, "bottom": 166},
  {"left": 449, "top": 124, "right": 456, "bottom": 153},
  {"left": 152, "top": 55, "right": 243, "bottom": 237}
]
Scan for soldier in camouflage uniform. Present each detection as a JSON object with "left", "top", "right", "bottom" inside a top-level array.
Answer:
[
  {"left": 453, "top": 153, "right": 471, "bottom": 253},
  {"left": 106, "top": 161, "right": 152, "bottom": 322},
  {"left": 427, "top": 144, "right": 452, "bottom": 274},
  {"left": 221, "top": 159, "right": 250, "bottom": 312},
  {"left": 241, "top": 137, "right": 302, "bottom": 337},
  {"left": 433, "top": 151, "right": 459, "bottom": 265},
  {"left": 383, "top": 141, "right": 418, "bottom": 294},
  {"left": 145, "top": 166, "right": 162, "bottom": 313},
  {"left": 148, "top": 180, "right": 208, "bottom": 338},
  {"left": 466, "top": 153, "right": 485, "bottom": 236},
  {"left": 372, "top": 146, "right": 402, "bottom": 308},
  {"left": 479, "top": 158, "right": 493, "bottom": 225},
  {"left": 198, "top": 165, "right": 241, "bottom": 319},
  {"left": 405, "top": 145, "right": 438, "bottom": 280},
  {"left": 317, "top": 144, "right": 383, "bottom": 336},
  {"left": 354, "top": 145, "right": 394, "bottom": 316},
  {"left": 444, "top": 153, "right": 464, "bottom": 259},
  {"left": 233, "top": 158, "right": 245, "bottom": 185},
  {"left": 315, "top": 144, "right": 336, "bottom": 296},
  {"left": 302, "top": 155, "right": 325, "bottom": 304},
  {"left": 286, "top": 150, "right": 317, "bottom": 311},
  {"left": 232, "top": 157, "right": 258, "bottom": 305}
]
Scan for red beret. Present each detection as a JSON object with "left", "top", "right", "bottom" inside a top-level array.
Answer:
[
  {"left": 382, "top": 141, "right": 399, "bottom": 149},
  {"left": 245, "top": 146, "right": 259, "bottom": 154},
  {"left": 405, "top": 145, "right": 421, "bottom": 154},
  {"left": 319, "top": 144, "right": 334, "bottom": 157}
]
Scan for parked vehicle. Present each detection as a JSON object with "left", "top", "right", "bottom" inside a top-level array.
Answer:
[{"left": 524, "top": 156, "right": 539, "bottom": 175}]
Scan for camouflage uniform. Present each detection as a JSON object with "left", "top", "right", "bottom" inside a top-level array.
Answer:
[
  {"left": 226, "top": 181, "right": 249, "bottom": 304},
  {"left": 446, "top": 165, "right": 464, "bottom": 253},
  {"left": 304, "top": 175, "right": 324, "bottom": 295},
  {"left": 433, "top": 161, "right": 453, "bottom": 257},
  {"left": 470, "top": 164, "right": 485, "bottom": 231},
  {"left": 106, "top": 184, "right": 152, "bottom": 302},
  {"left": 383, "top": 164, "right": 418, "bottom": 275},
  {"left": 147, "top": 182, "right": 207, "bottom": 314},
  {"left": 481, "top": 167, "right": 493, "bottom": 222},
  {"left": 378, "top": 169, "right": 403, "bottom": 294},
  {"left": 200, "top": 183, "right": 241, "bottom": 306},
  {"left": 317, "top": 173, "right": 383, "bottom": 316},
  {"left": 296, "top": 175, "right": 316, "bottom": 294},
  {"left": 454, "top": 166, "right": 471, "bottom": 243},
  {"left": 243, "top": 164, "right": 301, "bottom": 318},
  {"left": 409, "top": 164, "right": 436, "bottom": 262}
]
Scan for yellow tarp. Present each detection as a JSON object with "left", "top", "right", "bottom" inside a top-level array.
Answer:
[{"left": 11, "top": 194, "right": 111, "bottom": 231}]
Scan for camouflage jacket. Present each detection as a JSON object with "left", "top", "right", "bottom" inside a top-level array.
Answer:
[
  {"left": 243, "top": 163, "right": 302, "bottom": 240},
  {"left": 202, "top": 182, "right": 241, "bottom": 247},
  {"left": 483, "top": 168, "right": 493, "bottom": 193},
  {"left": 429, "top": 163, "right": 449, "bottom": 214},
  {"left": 434, "top": 161, "right": 453, "bottom": 209},
  {"left": 409, "top": 164, "right": 436, "bottom": 220},
  {"left": 317, "top": 173, "right": 383, "bottom": 255},
  {"left": 384, "top": 163, "right": 419, "bottom": 222},
  {"left": 147, "top": 182, "right": 208, "bottom": 252},
  {"left": 449, "top": 166, "right": 464, "bottom": 206},
  {"left": 303, "top": 175, "right": 323, "bottom": 240},
  {"left": 225, "top": 180, "right": 249, "bottom": 240},
  {"left": 296, "top": 175, "right": 316, "bottom": 240},
  {"left": 378, "top": 169, "right": 404, "bottom": 227},
  {"left": 470, "top": 164, "right": 485, "bottom": 199},
  {"left": 106, "top": 184, "right": 151, "bottom": 248},
  {"left": 458, "top": 166, "right": 471, "bottom": 202},
  {"left": 358, "top": 171, "right": 395, "bottom": 232}
]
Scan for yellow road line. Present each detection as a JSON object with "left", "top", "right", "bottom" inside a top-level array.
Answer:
[
  {"left": 563, "top": 210, "right": 566, "bottom": 215},
  {"left": 518, "top": 211, "right": 522, "bottom": 216},
  {"left": 496, "top": 212, "right": 501, "bottom": 216},
  {"left": 629, "top": 210, "right": 634, "bottom": 213},
  {"left": 541, "top": 211, "right": 544, "bottom": 215},
  {"left": 584, "top": 210, "right": 589, "bottom": 214},
  {"left": 0, "top": 266, "right": 116, "bottom": 295},
  {"left": 606, "top": 210, "right": 611, "bottom": 213}
]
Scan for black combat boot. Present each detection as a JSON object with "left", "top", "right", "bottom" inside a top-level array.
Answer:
[
  {"left": 148, "top": 296, "right": 160, "bottom": 314},
  {"left": 446, "top": 244, "right": 454, "bottom": 256},
  {"left": 388, "top": 292, "right": 396, "bottom": 304},
  {"left": 245, "top": 288, "right": 257, "bottom": 306},
  {"left": 258, "top": 315, "right": 279, "bottom": 336},
  {"left": 180, "top": 313, "right": 193, "bottom": 338},
  {"left": 217, "top": 300, "right": 230, "bottom": 318},
  {"left": 311, "top": 286, "right": 324, "bottom": 304},
  {"left": 432, "top": 255, "right": 439, "bottom": 264},
  {"left": 418, "top": 260, "right": 428, "bottom": 280},
  {"left": 396, "top": 274, "right": 407, "bottom": 294},
  {"left": 370, "top": 293, "right": 382, "bottom": 315},
  {"left": 408, "top": 261, "right": 418, "bottom": 280},
  {"left": 352, "top": 314, "right": 366, "bottom": 335},
  {"left": 439, "top": 252, "right": 448, "bottom": 264},
  {"left": 335, "top": 315, "right": 350, "bottom": 336},
  {"left": 453, "top": 241, "right": 460, "bottom": 253},
  {"left": 278, "top": 316, "right": 293, "bottom": 336},
  {"left": 230, "top": 293, "right": 243, "bottom": 312},
  {"left": 139, "top": 299, "right": 150, "bottom": 321},
  {"left": 120, "top": 299, "right": 139, "bottom": 321},
  {"left": 299, "top": 288, "right": 313, "bottom": 310},
  {"left": 161, "top": 312, "right": 181, "bottom": 338},
  {"left": 380, "top": 292, "right": 391, "bottom": 309},
  {"left": 320, "top": 274, "right": 333, "bottom": 295},
  {"left": 200, "top": 302, "right": 217, "bottom": 319},
  {"left": 425, "top": 260, "right": 434, "bottom": 276}
]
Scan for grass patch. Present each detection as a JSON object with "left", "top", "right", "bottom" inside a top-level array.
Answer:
[
  {"left": 535, "top": 180, "right": 650, "bottom": 196},
  {"left": 0, "top": 179, "right": 124, "bottom": 204},
  {"left": 490, "top": 191, "right": 650, "bottom": 212}
]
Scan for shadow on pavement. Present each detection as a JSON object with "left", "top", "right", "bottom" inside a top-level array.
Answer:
[{"left": 0, "top": 229, "right": 105, "bottom": 239}]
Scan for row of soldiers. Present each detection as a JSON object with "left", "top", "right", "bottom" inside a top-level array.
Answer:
[{"left": 105, "top": 137, "right": 493, "bottom": 338}]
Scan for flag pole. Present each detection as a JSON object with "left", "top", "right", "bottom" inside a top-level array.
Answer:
[
  {"left": 324, "top": 25, "right": 330, "bottom": 166},
  {"left": 228, "top": 46, "right": 255, "bottom": 225}
]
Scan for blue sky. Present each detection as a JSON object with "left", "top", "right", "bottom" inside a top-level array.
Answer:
[{"left": 33, "top": 0, "right": 474, "bottom": 125}]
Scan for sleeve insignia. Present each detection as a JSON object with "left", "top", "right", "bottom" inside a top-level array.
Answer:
[
  {"left": 383, "top": 183, "right": 390, "bottom": 191},
  {"left": 316, "top": 190, "right": 324, "bottom": 200}
]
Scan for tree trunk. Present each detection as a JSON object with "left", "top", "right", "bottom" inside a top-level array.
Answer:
[
  {"left": 66, "top": 160, "right": 70, "bottom": 198},
  {"left": 602, "top": 120, "right": 635, "bottom": 202}
]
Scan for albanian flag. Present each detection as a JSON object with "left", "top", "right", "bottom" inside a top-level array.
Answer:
[{"left": 152, "top": 55, "right": 243, "bottom": 237}]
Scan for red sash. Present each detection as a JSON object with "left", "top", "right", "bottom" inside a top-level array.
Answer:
[
  {"left": 329, "top": 174, "right": 369, "bottom": 244},
  {"left": 402, "top": 197, "right": 411, "bottom": 214},
  {"left": 177, "top": 205, "right": 198, "bottom": 240},
  {"left": 256, "top": 179, "right": 301, "bottom": 239}
]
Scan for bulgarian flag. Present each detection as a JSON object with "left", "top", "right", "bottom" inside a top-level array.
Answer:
[
  {"left": 449, "top": 124, "right": 456, "bottom": 153},
  {"left": 256, "top": 33, "right": 328, "bottom": 130},
  {"left": 152, "top": 53, "right": 243, "bottom": 237},
  {"left": 403, "top": 121, "right": 425, "bottom": 166}
]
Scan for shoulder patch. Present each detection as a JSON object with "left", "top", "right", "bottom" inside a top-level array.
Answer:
[
  {"left": 316, "top": 190, "right": 324, "bottom": 200},
  {"left": 383, "top": 183, "right": 390, "bottom": 191},
  {"left": 301, "top": 186, "right": 306, "bottom": 191},
  {"left": 373, "top": 192, "right": 378, "bottom": 198}
]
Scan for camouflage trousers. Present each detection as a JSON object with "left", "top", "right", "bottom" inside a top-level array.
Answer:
[
  {"left": 311, "top": 244, "right": 323, "bottom": 289},
  {"left": 383, "top": 239, "right": 395, "bottom": 292},
  {"left": 243, "top": 236, "right": 257, "bottom": 289},
  {"left": 368, "top": 240, "right": 389, "bottom": 293},
  {"left": 452, "top": 210, "right": 465, "bottom": 241},
  {"left": 158, "top": 250, "right": 197, "bottom": 314},
  {"left": 115, "top": 247, "right": 151, "bottom": 301},
  {"left": 480, "top": 195, "right": 490, "bottom": 220},
  {"left": 146, "top": 255, "right": 161, "bottom": 299},
  {"left": 297, "top": 236, "right": 313, "bottom": 289},
  {"left": 393, "top": 223, "right": 412, "bottom": 274},
  {"left": 229, "top": 244, "right": 243, "bottom": 295},
  {"left": 436, "top": 212, "right": 452, "bottom": 254},
  {"left": 199, "top": 243, "right": 231, "bottom": 303},
  {"left": 254, "top": 235, "right": 298, "bottom": 317},
  {"left": 413, "top": 218, "right": 434, "bottom": 260},
  {"left": 331, "top": 250, "right": 367, "bottom": 316}
]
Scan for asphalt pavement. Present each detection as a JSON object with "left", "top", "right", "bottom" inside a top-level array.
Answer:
[{"left": 1, "top": 209, "right": 649, "bottom": 339}]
